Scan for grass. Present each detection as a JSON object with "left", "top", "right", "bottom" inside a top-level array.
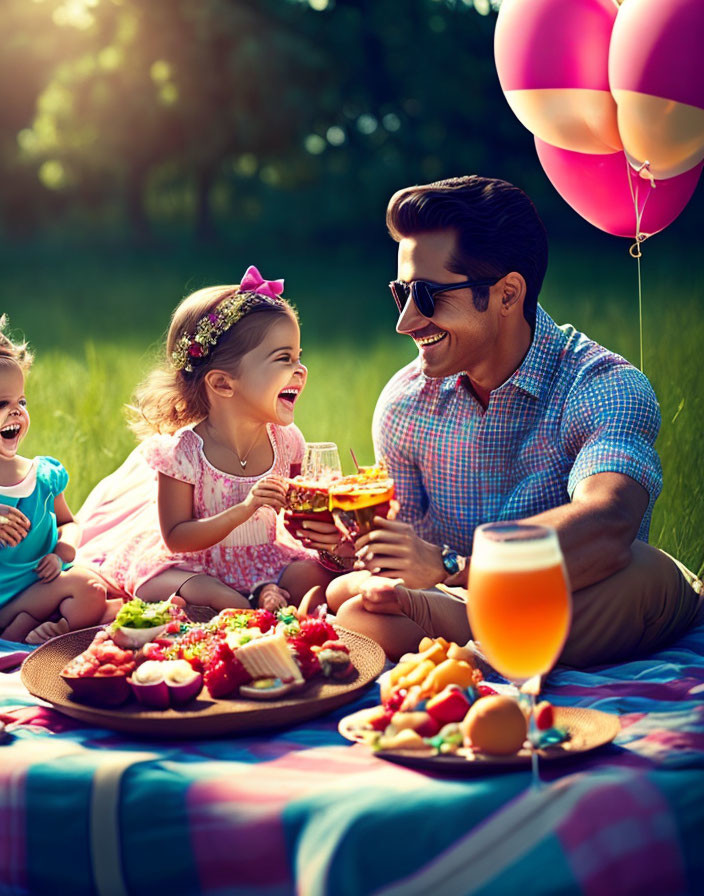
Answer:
[{"left": 2, "top": 238, "right": 702, "bottom": 576}]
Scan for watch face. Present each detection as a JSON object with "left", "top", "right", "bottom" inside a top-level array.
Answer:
[{"left": 442, "top": 550, "right": 460, "bottom": 575}]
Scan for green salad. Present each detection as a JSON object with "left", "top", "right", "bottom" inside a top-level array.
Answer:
[{"left": 112, "top": 598, "right": 174, "bottom": 630}]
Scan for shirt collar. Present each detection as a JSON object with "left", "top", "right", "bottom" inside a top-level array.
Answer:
[
  {"left": 448, "top": 305, "right": 564, "bottom": 402},
  {"left": 504, "top": 304, "right": 563, "bottom": 401}
]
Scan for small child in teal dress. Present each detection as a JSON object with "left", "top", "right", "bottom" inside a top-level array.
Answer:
[{"left": 0, "top": 317, "right": 121, "bottom": 643}]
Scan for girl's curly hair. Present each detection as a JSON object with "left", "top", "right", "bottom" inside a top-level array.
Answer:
[{"left": 0, "top": 314, "right": 34, "bottom": 372}]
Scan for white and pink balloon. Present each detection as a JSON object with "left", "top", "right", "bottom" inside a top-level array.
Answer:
[{"left": 495, "top": 0, "right": 704, "bottom": 238}]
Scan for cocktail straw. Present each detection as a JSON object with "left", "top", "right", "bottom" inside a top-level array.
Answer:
[{"left": 349, "top": 448, "right": 361, "bottom": 472}]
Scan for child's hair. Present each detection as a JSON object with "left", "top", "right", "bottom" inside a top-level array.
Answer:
[
  {"left": 129, "top": 284, "right": 298, "bottom": 439},
  {"left": 0, "top": 314, "right": 34, "bottom": 373}
]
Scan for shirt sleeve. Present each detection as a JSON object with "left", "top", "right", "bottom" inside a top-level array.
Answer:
[
  {"left": 140, "top": 430, "right": 198, "bottom": 485},
  {"left": 561, "top": 361, "right": 662, "bottom": 538},
  {"left": 40, "top": 456, "right": 70, "bottom": 496},
  {"left": 372, "top": 374, "right": 429, "bottom": 530}
]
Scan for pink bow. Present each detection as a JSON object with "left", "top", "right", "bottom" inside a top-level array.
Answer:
[{"left": 240, "top": 265, "right": 284, "bottom": 300}]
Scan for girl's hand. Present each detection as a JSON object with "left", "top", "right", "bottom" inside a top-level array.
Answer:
[
  {"left": 36, "top": 552, "right": 63, "bottom": 583},
  {"left": 0, "top": 505, "right": 31, "bottom": 547},
  {"left": 256, "top": 584, "right": 291, "bottom": 613},
  {"left": 243, "top": 475, "right": 289, "bottom": 514}
]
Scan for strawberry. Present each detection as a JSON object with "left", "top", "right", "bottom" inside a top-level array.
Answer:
[
  {"left": 248, "top": 609, "right": 276, "bottom": 633},
  {"left": 320, "top": 639, "right": 349, "bottom": 654},
  {"left": 296, "top": 618, "right": 337, "bottom": 647},
  {"left": 383, "top": 688, "right": 407, "bottom": 712},
  {"left": 534, "top": 701, "right": 555, "bottom": 730},
  {"left": 287, "top": 638, "right": 321, "bottom": 679},
  {"left": 203, "top": 643, "right": 251, "bottom": 698}
]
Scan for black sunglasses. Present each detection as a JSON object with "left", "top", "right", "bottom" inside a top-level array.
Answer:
[{"left": 389, "top": 277, "right": 500, "bottom": 318}]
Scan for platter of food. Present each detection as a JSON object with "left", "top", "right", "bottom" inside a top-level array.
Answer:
[
  {"left": 339, "top": 636, "right": 621, "bottom": 773},
  {"left": 21, "top": 599, "right": 386, "bottom": 738}
]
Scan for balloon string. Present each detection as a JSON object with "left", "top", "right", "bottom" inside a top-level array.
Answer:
[{"left": 625, "top": 158, "right": 653, "bottom": 373}]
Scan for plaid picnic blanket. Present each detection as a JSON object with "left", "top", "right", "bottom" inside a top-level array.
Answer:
[{"left": 1, "top": 611, "right": 703, "bottom": 896}]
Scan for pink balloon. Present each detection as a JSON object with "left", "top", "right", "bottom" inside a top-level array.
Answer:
[
  {"left": 535, "top": 136, "right": 703, "bottom": 237},
  {"left": 495, "top": 0, "right": 622, "bottom": 154},
  {"left": 609, "top": 0, "right": 704, "bottom": 178}
]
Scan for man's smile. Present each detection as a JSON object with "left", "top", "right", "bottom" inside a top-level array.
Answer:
[{"left": 413, "top": 331, "right": 447, "bottom": 347}]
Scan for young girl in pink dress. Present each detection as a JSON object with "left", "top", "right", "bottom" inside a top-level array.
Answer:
[{"left": 77, "top": 266, "right": 334, "bottom": 613}]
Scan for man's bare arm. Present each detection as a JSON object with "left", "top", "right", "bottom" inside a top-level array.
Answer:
[{"left": 523, "top": 471, "right": 648, "bottom": 592}]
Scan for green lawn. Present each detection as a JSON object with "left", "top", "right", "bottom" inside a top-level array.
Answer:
[{"left": 3, "top": 239, "right": 702, "bottom": 575}]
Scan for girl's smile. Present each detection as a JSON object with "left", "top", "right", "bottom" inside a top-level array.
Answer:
[{"left": 0, "top": 363, "right": 30, "bottom": 461}]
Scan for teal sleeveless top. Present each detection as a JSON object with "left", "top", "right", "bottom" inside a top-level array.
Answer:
[{"left": 0, "top": 456, "right": 69, "bottom": 608}]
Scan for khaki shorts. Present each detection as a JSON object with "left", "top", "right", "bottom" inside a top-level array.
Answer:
[{"left": 398, "top": 541, "right": 702, "bottom": 668}]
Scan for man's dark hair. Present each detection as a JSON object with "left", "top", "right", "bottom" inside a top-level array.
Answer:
[{"left": 386, "top": 175, "right": 548, "bottom": 328}]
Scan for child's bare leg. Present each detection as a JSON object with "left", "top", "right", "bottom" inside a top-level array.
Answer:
[
  {"left": 56, "top": 568, "right": 109, "bottom": 630},
  {"left": 0, "top": 567, "right": 108, "bottom": 643},
  {"left": 278, "top": 560, "right": 336, "bottom": 605},
  {"left": 2, "top": 611, "right": 49, "bottom": 643},
  {"left": 136, "top": 570, "right": 250, "bottom": 611},
  {"left": 325, "top": 570, "right": 372, "bottom": 614}
]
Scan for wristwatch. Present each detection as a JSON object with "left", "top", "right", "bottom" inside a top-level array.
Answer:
[{"left": 441, "top": 544, "right": 465, "bottom": 577}]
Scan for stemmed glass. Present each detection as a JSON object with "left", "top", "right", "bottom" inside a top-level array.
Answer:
[
  {"left": 466, "top": 522, "right": 572, "bottom": 786},
  {"left": 301, "top": 442, "right": 343, "bottom": 481}
]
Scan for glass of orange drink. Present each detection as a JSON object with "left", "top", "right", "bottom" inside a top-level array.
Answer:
[{"left": 467, "top": 522, "right": 572, "bottom": 784}]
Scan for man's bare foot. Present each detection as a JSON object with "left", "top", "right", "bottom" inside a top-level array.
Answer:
[
  {"left": 256, "top": 584, "right": 290, "bottom": 613},
  {"left": 25, "top": 617, "right": 70, "bottom": 644},
  {"left": 298, "top": 585, "right": 327, "bottom": 617}
]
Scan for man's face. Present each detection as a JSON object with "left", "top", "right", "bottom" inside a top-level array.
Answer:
[{"left": 396, "top": 229, "right": 500, "bottom": 379}]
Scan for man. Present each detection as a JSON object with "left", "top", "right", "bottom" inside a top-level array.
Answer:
[{"left": 334, "top": 175, "right": 701, "bottom": 663}]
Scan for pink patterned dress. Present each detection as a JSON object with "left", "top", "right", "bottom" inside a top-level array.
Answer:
[{"left": 77, "top": 425, "right": 314, "bottom": 596}]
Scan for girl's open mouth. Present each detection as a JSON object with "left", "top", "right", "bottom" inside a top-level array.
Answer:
[
  {"left": 278, "top": 388, "right": 300, "bottom": 407},
  {"left": 0, "top": 423, "right": 21, "bottom": 441}
]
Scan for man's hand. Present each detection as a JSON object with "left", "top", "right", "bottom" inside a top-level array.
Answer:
[
  {"left": 282, "top": 512, "right": 343, "bottom": 551},
  {"left": 359, "top": 576, "right": 407, "bottom": 615},
  {"left": 36, "top": 553, "right": 63, "bottom": 582},
  {"left": 0, "top": 504, "right": 31, "bottom": 547},
  {"left": 354, "top": 517, "right": 445, "bottom": 589}
]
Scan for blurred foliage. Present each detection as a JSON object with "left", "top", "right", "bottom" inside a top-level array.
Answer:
[{"left": 0, "top": 0, "right": 560, "bottom": 245}]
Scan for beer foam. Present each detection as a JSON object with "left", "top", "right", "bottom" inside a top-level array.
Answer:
[{"left": 470, "top": 524, "right": 564, "bottom": 572}]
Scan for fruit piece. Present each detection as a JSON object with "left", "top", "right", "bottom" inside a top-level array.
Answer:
[
  {"left": 383, "top": 688, "right": 407, "bottom": 712},
  {"left": 389, "top": 711, "right": 440, "bottom": 738},
  {"left": 287, "top": 637, "right": 321, "bottom": 680},
  {"left": 421, "top": 658, "right": 479, "bottom": 696},
  {"left": 446, "top": 643, "right": 476, "bottom": 664},
  {"left": 426, "top": 686, "right": 471, "bottom": 725},
  {"left": 388, "top": 659, "right": 418, "bottom": 689},
  {"left": 396, "top": 658, "right": 437, "bottom": 690},
  {"left": 399, "top": 685, "right": 424, "bottom": 711},
  {"left": 460, "top": 695, "right": 528, "bottom": 756},
  {"left": 377, "top": 728, "right": 428, "bottom": 751},
  {"left": 534, "top": 701, "right": 555, "bottom": 731},
  {"left": 164, "top": 660, "right": 203, "bottom": 705},
  {"left": 203, "top": 643, "right": 251, "bottom": 698},
  {"left": 128, "top": 661, "right": 170, "bottom": 709},
  {"left": 296, "top": 617, "right": 338, "bottom": 647},
  {"left": 477, "top": 684, "right": 498, "bottom": 697}
]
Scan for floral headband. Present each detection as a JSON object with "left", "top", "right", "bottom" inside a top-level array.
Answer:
[{"left": 171, "top": 266, "right": 285, "bottom": 373}]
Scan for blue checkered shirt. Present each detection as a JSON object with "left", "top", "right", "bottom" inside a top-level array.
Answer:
[{"left": 372, "top": 304, "right": 662, "bottom": 555}]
